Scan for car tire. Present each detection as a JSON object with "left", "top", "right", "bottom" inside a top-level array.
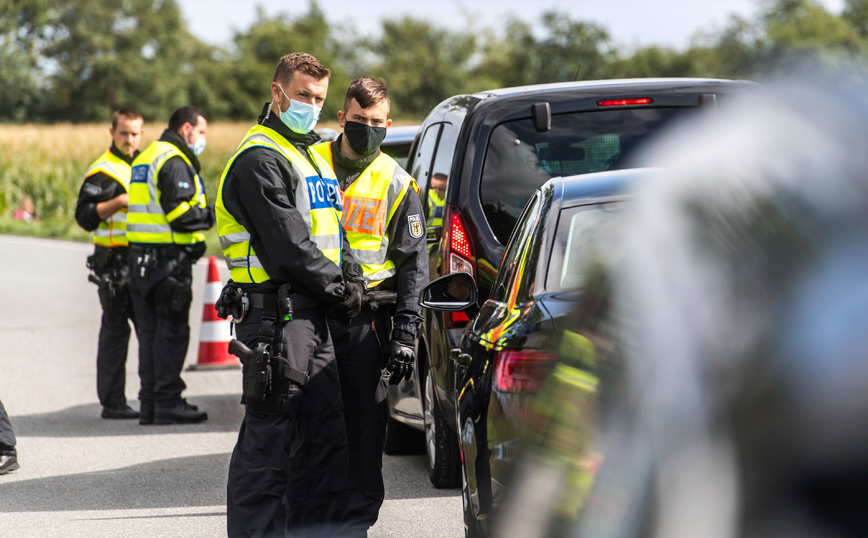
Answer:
[
  {"left": 424, "top": 369, "right": 461, "bottom": 488},
  {"left": 383, "top": 415, "right": 424, "bottom": 455},
  {"left": 462, "top": 456, "right": 483, "bottom": 537}
]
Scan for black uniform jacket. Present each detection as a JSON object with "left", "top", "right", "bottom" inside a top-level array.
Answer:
[
  {"left": 328, "top": 135, "right": 428, "bottom": 336},
  {"left": 75, "top": 144, "right": 137, "bottom": 233},
  {"left": 219, "top": 104, "right": 363, "bottom": 304}
]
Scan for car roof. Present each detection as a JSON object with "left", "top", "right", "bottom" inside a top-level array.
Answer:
[
  {"left": 472, "top": 78, "right": 759, "bottom": 100},
  {"left": 383, "top": 124, "right": 420, "bottom": 144},
  {"left": 544, "top": 167, "right": 659, "bottom": 206}
]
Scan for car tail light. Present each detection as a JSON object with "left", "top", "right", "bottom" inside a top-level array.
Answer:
[
  {"left": 442, "top": 204, "right": 476, "bottom": 328},
  {"left": 596, "top": 98, "right": 653, "bottom": 107},
  {"left": 493, "top": 349, "right": 557, "bottom": 392}
]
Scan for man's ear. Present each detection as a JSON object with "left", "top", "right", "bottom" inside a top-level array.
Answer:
[{"left": 337, "top": 110, "right": 346, "bottom": 128}]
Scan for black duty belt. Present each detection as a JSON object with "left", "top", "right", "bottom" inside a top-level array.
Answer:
[{"left": 249, "top": 292, "right": 318, "bottom": 313}]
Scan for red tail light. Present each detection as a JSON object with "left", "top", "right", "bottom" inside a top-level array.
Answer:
[
  {"left": 442, "top": 204, "right": 476, "bottom": 328},
  {"left": 596, "top": 98, "right": 653, "bottom": 107},
  {"left": 493, "top": 349, "right": 557, "bottom": 392}
]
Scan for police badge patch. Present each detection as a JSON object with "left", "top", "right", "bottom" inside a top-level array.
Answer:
[{"left": 408, "top": 214, "right": 423, "bottom": 239}]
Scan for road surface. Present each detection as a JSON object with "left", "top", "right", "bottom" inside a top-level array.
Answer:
[{"left": 0, "top": 235, "right": 462, "bottom": 538}]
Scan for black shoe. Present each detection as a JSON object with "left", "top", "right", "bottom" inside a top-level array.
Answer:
[
  {"left": 181, "top": 398, "right": 199, "bottom": 411},
  {"left": 139, "top": 401, "right": 155, "bottom": 425},
  {"left": 101, "top": 404, "right": 141, "bottom": 419},
  {"left": 154, "top": 402, "right": 208, "bottom": 424},
  {"left": 0, "top": 454, "right": 19, "bottom": 475}
]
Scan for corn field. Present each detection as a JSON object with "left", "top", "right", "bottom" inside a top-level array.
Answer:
[{"left": 0, "top": 120, "right": 343, "bottom": 222}]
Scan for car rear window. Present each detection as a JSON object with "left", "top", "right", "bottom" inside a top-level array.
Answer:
[
  {"left": 481, "top": 107, "right": 692, "bottom": 244},
  {"left": 381, "top": 142, "right": 413, "bottom": 169}
]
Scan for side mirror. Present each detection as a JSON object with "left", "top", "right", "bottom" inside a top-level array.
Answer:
[
  {"left": 419, "top": 272, "right": 478, "bottom": 312},
  {"left": 531, "top": 102, "right": 551, "bottom": 133}
]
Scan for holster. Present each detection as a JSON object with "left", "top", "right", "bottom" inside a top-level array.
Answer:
[
  {"left": 164, "top": 275, "right": 192, "bottom": 313},
  {"left": 242, "top": 343, "right": 271, "bottom": 403},
  {"left": 87, "top": 248, "right": 130, "bottom": 311},
  {"left": 89, "top": 272, "right": 115, "bottom": 310},
  {"left": 239, "top": 299, "right": 310, "bottom": 418}
]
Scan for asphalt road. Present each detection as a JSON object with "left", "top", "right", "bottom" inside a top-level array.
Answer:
[{"left": 0, "top": 235, "right": 462, "bottom": 538}]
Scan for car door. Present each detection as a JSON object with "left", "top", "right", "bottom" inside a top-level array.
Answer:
[{"left": 457, "top": 191, "right": 543, "bottom": 524}]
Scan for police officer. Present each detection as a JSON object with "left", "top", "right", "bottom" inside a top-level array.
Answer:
[
  {"left": 75, "top": 108, "right": 143, "bottom": 419},
  {"left": 217, "top": 52, "right": 364, "bottom": 537},
  {"left": 127, "top": 106, "right": 214, "bottom": 425},
  {"left": 313, "top": 77, "right": 427, "bottom": 536}
]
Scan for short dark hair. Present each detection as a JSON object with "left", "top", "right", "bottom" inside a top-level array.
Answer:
[
  {"left": 168, "top": 106, "right": 206, "bottom": 134},
  {"left": 273, "top": 52, "right": 330, "bottom": 87},
  {"left": 344, "top": 77, "right": 389, "bottom": 113},
  {"left": 111, "top": 108, "right": 142, "bottom": 130}
]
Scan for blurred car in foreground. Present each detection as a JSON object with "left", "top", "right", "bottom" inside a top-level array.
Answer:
[
  {"left": 388, "top": 78, "right": 761, "bottom": 488},
  {"left": 420, "top": 169, "right": 649, "bottom": 537},
  {"left": 488, "top": 75, "right": 868, "bottom": 538}
]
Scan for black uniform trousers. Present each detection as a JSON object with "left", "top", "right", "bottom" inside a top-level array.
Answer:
[
  {"left": 227, "top": 305, "right": 348, "bottom": 538},
  {"left": 0, "top": 398, "right": 15, "bottom": 455},
  {"left": 327, "top": 307, "right": 390, "bottom": 536},
  {"left": 128, "top": 250, "right": 193, "bottom": 410},
  {"left": 94, "top": 249, "right": 135, "bottom": 407}
]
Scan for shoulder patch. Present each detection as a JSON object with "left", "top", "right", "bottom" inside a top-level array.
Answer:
[
  {"left": 84, "top": 183, "right": 102, "bottom": 196},
  {"left": 408, "top": 214, "right": 423, "bottom": 239}
]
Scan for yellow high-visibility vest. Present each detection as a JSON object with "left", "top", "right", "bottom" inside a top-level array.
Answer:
[
  {"left": 313, "top": 141, "right": 419, "bottom": 287},
  {"left": 127, "top": 141, "right": 207, "bottom": 246},
  {"left": 217, "top": 125, "right": 343, "bottom": 284},
  {"left": 427, "top": 189, "right": 445, "bottom": 228},
  {"left": 84, "top": 149, "right": 131, "bottom": 248}
]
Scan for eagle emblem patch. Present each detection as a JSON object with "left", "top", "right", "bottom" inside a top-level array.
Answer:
[{"left": 408, "top": 214, "right": 423, "bottom": 239}]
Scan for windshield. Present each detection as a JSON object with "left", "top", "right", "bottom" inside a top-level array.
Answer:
[{"left": 481, "top": 107, "right": 692, "bottom": 244}]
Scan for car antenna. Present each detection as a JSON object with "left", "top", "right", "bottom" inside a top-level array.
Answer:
[{"left": 574, "top": 63, "right": 583, "bottom": 81}]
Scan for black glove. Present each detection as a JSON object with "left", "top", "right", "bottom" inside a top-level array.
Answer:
[
  {"left": 386, "top": 329, "right": 415, "bottom": 385},
  {"left": 331, "top": 279, "right": 365, "bottom": 324}
]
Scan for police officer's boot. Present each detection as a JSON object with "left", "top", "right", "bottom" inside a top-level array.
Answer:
[{"left": 154, "top": 401, "right": 208, "bottom": 424}]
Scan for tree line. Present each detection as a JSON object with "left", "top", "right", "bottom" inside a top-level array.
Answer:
[{"left": 3, "top": 0, "right": 868, "bottom": 124}]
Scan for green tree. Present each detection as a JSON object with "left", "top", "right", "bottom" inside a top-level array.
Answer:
[
  {"left": 228, "top": 2, "right": 351, "bottom": 122},
  {"left": 36, "top": 0, "right": 193, "bottom": 122},
  {"left": 475, "top": 12, "right": 616, "bottom": 89},
  {"left": 0, "top": 0, "right": 53, "bottom": 121},
  {"left": 367, "top": 16, "right": 478, "bottom": 118}
]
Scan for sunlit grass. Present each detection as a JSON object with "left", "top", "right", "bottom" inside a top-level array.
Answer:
[{"left": 0, "top": 120, "right": 342, "bottom": 250}]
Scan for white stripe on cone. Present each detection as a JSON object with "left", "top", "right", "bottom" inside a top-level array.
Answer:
[
  {"left": 205, "top": 281, "right": 223, "bottom": 303},
  {"left": 200, "top": 319, "right": 231, "bottom": 343}
]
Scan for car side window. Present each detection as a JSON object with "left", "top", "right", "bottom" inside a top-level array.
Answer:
[
  {"left": 490, "top": 193, "right": 541, "bottom": 304},
  {"left": 426, "top": 123, "right": 459, "bottom": 230},
  {"left": 411, "top": 123, "right": 442, "bottom": 225}
]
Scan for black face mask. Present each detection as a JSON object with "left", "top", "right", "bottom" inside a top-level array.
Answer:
[{"left": 344, "top": 120, "right": 387, "bottom": 156}]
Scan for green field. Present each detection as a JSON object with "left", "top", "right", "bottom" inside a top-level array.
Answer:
[{"left": 0, "top": 120, "right": 342, "bottom": 253}]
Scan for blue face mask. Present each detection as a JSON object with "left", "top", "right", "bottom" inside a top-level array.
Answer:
[
  {"left": 278, "top": 85, "right": 321, "bottom": 134},
  {"left": 188, "top": 136, "right": 206, "bottom": 156}
]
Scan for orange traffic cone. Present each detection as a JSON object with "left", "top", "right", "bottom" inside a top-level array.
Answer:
[{"left": 188, "top": 256, "right": 240, "bottom": 370}]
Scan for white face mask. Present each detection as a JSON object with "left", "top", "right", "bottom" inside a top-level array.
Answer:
[
  {"left": 277, "top": 84, "right": 321, "bottom": 134},
  {"left": 185, "top": 129, "right": 206, "bottom": 156},
  {"left": 188, "top": 136, "right": 206, "bottom": 156}
]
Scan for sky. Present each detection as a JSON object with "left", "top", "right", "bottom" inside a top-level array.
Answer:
[{"left": 179, "top": 0, "right": 846, "bottom": 51}]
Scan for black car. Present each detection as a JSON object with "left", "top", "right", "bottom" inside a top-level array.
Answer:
[
  {"left": 419, "top": 168, "right": 645, "bottom": 536},
  {"left": 386, "top": 78, "right": 761, "bottom": 488},
  {"left": 380, "top": 124, "right": 420, "bottom": 169}
]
